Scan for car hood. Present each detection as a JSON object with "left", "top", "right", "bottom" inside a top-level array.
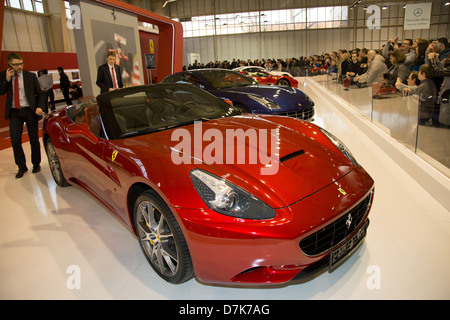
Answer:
[
  {"left": 212, "top": 85, "right": 313, "bottom": 110},
  {"left": 127, "top": 115, "right": 354, "bottom": 208}
]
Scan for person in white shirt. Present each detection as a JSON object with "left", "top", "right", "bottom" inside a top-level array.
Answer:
[{"left": 38, "top": 69, "right": 55, "bottom": 113}]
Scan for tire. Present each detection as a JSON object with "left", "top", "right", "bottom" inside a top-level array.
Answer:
[
  {"left": 276, "top": 79, "right": 291, "bottom": 87},
  {"left": 134, "top": 190, "right": 193, "bottom": 284},
  {"left": 45, "top": 139, "right": 70, "bottom": 187}
]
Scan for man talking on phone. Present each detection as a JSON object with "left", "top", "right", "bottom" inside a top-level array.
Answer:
[{"left": 0, "top": 52, "right": 45, "bottom": 178}]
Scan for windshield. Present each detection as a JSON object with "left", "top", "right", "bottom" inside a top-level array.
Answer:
[
  {"left": 200, "top": 70, "right": 255, "bottom": 89},
  {"left": 98, "top": 84, "right": 239, "bottom": 139}
]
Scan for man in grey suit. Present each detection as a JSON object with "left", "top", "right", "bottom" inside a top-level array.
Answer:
[
  {"left": 354, "top": 50, "right": 388, "bottom": 86},
  {"left": 0, "top": 52, "right": 45, "bottom": 178},
  {"left": 96, "top": 51, "right": 124, "bottom": 94}
]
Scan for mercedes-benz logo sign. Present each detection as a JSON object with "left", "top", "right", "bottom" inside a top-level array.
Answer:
[
  {"left": 345, "top": 213, "right": 352, "bottom": 229},
  {"left": 414, "top": 8, "right": 423, "bottom": 17}
]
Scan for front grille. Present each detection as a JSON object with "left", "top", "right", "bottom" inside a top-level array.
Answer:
[
  {"left": 299, "top": 190, "right": 373, "bottom": 256},
  {"left": 276, "top": 105, "right": 315, "bottom": 120}
]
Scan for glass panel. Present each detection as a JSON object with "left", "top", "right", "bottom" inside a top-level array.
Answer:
[
  {"left": 65, "top": 1, "right": 76, "bottom": 18},
  {"left": 303, "top": 70, "right": 448, "bottom": 177},
  {"left": 293, "top": 8, "right": 306, "bottom": 24},
  {"left": 23, "top": 0, "right": 33, "bottom": 11},
  {"left": 191, "top": 19, "right": 200, "bottom": 37},
  {"left": 372, "top": 84, "right": 419, "bottom": 151},
  {"left": 182, "top": 6, "right": 348, "bottom": 38},
  {"left": 9, "top": 0, "right": 21, "bottom": 9},
  {"left": 416, "top": 94, "right": 450, "bottom": 175},
  {"left": 35, "top": 0, "right": 44, "bottom": 13}
]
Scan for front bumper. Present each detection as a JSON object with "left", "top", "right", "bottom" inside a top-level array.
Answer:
[
  {"left": 274, "top": 104, "right": 315, "bottom": 120},
  {"left": 174, "top": 168, "right": 374, "bottom": 285}
]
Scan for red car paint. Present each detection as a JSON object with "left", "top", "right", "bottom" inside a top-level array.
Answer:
[
  {"left": 237, "top": 69, "right": 299, "bottom": 88},
  {"left": 373, "top": 83, "right": 399, "bottom": 98}
]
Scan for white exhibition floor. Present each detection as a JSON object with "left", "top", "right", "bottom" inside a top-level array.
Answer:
[{"left": 1, "top": 78, "right": 449, "bottom": 300}]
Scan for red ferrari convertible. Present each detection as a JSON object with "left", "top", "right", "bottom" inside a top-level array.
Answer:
[{"left": 43, "top": 84, "right": 374, "bottom": 285}]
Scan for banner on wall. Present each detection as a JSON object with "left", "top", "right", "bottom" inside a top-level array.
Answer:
[{"left": 404, "top": 3, "right": 432, "bottom": 30}]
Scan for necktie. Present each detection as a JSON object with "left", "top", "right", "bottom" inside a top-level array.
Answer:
[
  {"left": 14, "top": 73, "right": 20, "bottom": 109},
  {"left": 111, "top": 66, "right": 117, "bottom": 89}
]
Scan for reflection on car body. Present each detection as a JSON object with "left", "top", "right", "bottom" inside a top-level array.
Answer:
[{"left": 233, "top": 66, "right": 299, "bottom": 88}]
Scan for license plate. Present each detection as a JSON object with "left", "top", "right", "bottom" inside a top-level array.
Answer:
[{"left": 329, "top": 219, "right": 369, "bottom": 271}]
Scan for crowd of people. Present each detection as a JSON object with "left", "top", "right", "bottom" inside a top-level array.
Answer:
[{"left": 185, "top": 37, "right": 450, "bottom": 101}]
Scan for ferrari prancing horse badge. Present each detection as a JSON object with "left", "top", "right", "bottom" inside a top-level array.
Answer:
[{"left": 112, "top": 150, "right": 118, "bottom": 162}]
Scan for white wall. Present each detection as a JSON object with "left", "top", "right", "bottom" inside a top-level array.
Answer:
[
  {"left": 2, "top": 9, "right": 51, "bottom": 52},
  {"left": 2, "top": 2, "right": 78, "bottom": 53},
  {"left": 183, "top": 27, "right": 351, "bottom": 65}
]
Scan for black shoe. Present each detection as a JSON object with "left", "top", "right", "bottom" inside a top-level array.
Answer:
[
  {"left": 32, "top": 165, "right": 41, "bottom": 174},
  {"left": 15, "top": 167, "right": 28, "bottom": 179}
]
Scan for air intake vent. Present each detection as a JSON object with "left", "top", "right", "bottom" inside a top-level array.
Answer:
[
  {"left": 280, "top": 150, "right": 305, "bottom": 163},
  {"left": 299, "top": 190, "right": 373, "bottom": 256}
]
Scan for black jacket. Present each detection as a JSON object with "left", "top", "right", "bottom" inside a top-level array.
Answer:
[
  {"left": 96, "top": 63, "right": 124, "bottom": 94},
  {"left": 59, "top": 72, "right": 71, "bottom": 90},
  {"left": 0, "top": 70, "right": 44, "bottom": 120},
  {"left": 346, "top": 61, "right": 361, "bottom": 75}
]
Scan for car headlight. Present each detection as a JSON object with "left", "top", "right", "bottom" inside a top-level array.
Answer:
[
  {"left": 320, "top": 128, "right": 359, "bottom": 166},
  {"left": 248, "top": 95, "right": 280, "bottom": 110},
  {"left": 305, "top": 94, "right": 314, "bottom": 106},
  {"left": 190, "top": 169, "right": 276, "bottom": 220}
]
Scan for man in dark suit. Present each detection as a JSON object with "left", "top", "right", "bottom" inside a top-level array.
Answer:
[
  {"left": 96, "top": 51, "right": 124, "bottom": 94},
  {"left": 57, "top": 66, "right": 72, "bottom": 106},
  {"left": 0, "top": 52, "right": 45, "bottom": 178}
]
